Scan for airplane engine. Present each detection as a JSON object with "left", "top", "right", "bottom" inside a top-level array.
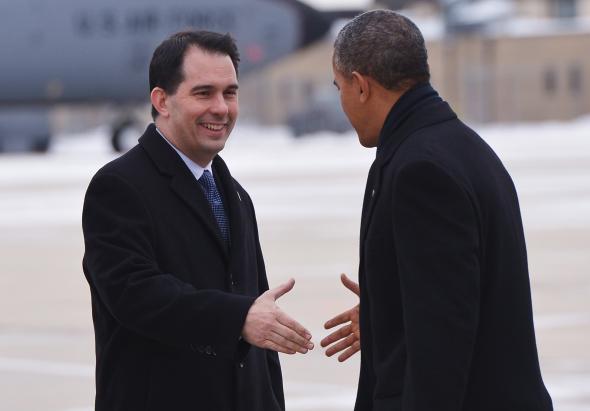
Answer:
[{"left": 0, "top": 108, "right": 51, "bottom": 153}]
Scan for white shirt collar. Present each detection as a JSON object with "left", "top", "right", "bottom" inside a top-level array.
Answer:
[{"left": 156, "top": 126, "right": 212, "bottom": 180}]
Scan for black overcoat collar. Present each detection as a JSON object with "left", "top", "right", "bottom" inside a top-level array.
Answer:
[
  {"left": 360, "top": 83, "right": 458, "bottom": 243},
  {"left": 138, "top": 124, "right": 242, "bottom": 260}
]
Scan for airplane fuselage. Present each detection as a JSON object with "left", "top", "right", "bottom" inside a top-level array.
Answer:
[{"left": 0, "top": 0, "right": 326, "bottom": 105}]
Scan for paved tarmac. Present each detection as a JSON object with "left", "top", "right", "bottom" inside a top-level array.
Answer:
[{"left": 0, "top": 123, "right": 588, "bottom": 410}]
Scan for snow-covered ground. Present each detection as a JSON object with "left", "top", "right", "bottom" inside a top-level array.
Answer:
[
  {"left": 0, "top": 119, "right": 589, "bottom": 410},
  {"left": 2, "top": 117, "right": 589, "bottom": 231}
]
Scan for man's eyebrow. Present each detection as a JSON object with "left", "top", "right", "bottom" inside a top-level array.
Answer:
[
  {"left": 190, "top": 84, "right": 239, "bottom": 93},
  {"left": 190, "top": 85, "right": 214, "bottom": 93}
]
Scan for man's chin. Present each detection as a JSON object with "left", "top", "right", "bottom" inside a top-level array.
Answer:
[
  {"left": 353, "top": 124, "right": 380, "bottom": 147},
  {"left": 357, "top": 134, "right": 378, "bottom": 148},
  {"left": 206, "top": 140, "right": 228, "bottom": 157}
]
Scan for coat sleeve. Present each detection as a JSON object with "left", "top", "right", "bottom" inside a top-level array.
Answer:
[
  {"left": 243, "top": 188, "right": 286, "bottom": 410},
  {"left": 82, "top": 172, "right": 255, "bottom": 359},
  {"left": 391, "top": 161, "right": 480, "bottom": 411}
]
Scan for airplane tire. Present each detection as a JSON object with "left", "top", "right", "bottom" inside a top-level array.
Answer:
[
  {"left": 32, "top": 135, "right": 51, "bottom": 153},
  {"left": 111, "top": 119, "right": 135, "bottom": 152},
  {"left": 111, "top": 128, "right": 124, "bottom": 152}
]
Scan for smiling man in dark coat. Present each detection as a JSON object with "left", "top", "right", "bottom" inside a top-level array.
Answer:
[
  {"left": 82, "top": 31, "right": 313, "bottom": 411},
  {"left": 321, "top": 10, "right": 553, "bottom": 411}
]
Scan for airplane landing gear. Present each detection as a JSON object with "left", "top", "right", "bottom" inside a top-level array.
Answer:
[{"left": 111, "top": 117, "right": 141, "bottom": 152}]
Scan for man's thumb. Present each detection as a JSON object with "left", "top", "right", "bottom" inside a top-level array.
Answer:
[{"left": 269, "top": 278, "right": 295, "bottom": 301}]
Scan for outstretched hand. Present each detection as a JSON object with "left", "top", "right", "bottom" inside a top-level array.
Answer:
[
  {"left": 242, "top": 278, "right": 314, "bottom": 355},
  {"left": 320, "top": 273, "right": 360, "bottom": 362}
]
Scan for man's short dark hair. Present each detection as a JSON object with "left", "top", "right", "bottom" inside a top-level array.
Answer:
[
  {"left": 334, "top": 10, "right": 430, "bottom": 91},
  {"left": 149, "top": 30, "right": 240, "bottom": 120}
]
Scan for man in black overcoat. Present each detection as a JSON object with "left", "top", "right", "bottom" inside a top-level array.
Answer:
[
  {"left": 82, "top": 31, "right": 314, "bottom": 411},
  {"left": 321, "top": 10, "right": 553, "bottom": 411}
]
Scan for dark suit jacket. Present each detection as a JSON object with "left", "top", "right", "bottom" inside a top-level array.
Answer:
[
  {"left": 82, "top": 124, "right": 284, "bottom": 411},
  {"left": 355, "top": 84, "right": 552, "bottom": 411}
]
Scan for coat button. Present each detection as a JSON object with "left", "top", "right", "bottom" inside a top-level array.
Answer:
[
  {"left": 229, "top": 273, "right": 238, "bottom": 289},
  {"left": 239, "top": 362, "right": 244, "bottom": 368}
]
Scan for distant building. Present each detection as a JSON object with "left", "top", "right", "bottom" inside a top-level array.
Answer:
[
  {"left": 437, "top": 0, "right": 590, "bottom": 122},
  {"left": 516, "top": 0, "right": 590, "bottom": 18},
  {"left": 238, "top": 39, "right": 335, "bottom": 126},
  {"left": 239, "top": 0, "right": 590, "bottom": 128}
]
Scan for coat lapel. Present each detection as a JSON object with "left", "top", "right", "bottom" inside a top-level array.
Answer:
[
  {"left": 139, "top": 124, "right": 228, "bottom": 258},
  {"left": 213, "top": 156, "right": 244, "bottom": 260},
  {"left": 169, "top": 174, "right": 229, "bottom": 258},
  {"left": 360, "top": 160, "right": 381, "bottom": 245},
  {"left": 360, "top": 96, "right": 458, "bottom": 245}
]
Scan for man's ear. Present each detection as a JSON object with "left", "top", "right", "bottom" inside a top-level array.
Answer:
[
  {"left": 150, "top": 87, "right": 169, "bottom": 118},
  {"left": 351, "top": 71, "right": 370, "bottom": 103}
]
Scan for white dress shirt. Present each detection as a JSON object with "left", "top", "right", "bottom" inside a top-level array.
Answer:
[{"left": 156, "top": 126, "right": 213, "bottom": 180}]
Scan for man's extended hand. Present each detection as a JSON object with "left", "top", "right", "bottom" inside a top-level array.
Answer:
[
  {"left": 242, "top": 278, "right": 314, "bottom": 355},
  {"left": 320, "top": 273, "right": 360, "bottom": 362}
]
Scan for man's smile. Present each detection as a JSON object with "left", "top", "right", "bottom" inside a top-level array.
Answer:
[{"left": 200, "top": 122, "right": 227, "bottom": 131}]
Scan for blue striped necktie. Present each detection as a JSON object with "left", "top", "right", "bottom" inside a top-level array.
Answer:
[{"left": 198, "top": 170, "right": 230, "bottom": 245}]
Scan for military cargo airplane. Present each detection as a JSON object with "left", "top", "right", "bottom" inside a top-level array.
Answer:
[{"left": 0, "top": 0, "right": 353, "bottom": 152}]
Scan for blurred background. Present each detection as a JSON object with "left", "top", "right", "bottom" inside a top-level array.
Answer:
[{"left": 1, "top": 0, "right": 589, "bottom": 410}]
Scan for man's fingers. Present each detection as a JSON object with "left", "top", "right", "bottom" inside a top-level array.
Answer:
[
  {"left": 337, "top": 340, "right": 361, "bottom": 362},
  {"left": 324, "top": 310, "right": 352, "bottom": 329},
  {"left": 261, "top": 322, "right": 315, "bottom": 354},
  {"left": 274, "top": 323, "right": 314, "bottom": 352},
  {"left": 320, "top": 324, "right": 351, "bottom": 347},
  {"left": 269, "top": 278, "right": 295, "bottom": 301},
  {"left": 320, "top": 277, "right": 360, "bottom": 361},
  {"left": 264, "top": 340, "right": 297, "bottom": 355},
  {"left": 325, "top": 333, "right": 356, "bottom": 357},
  {"left": 268, "top": 329, "right": 312, "bottom": 354},
  {"left": 277, "top": 311, "right": 312, "bottom": 340},
  {"left": 341, "top": 273, "right": 360, "bottom": 296}
]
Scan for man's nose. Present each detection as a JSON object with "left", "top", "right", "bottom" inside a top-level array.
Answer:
[{"left": 210, "top": 93, "right": 229, "bottom": 116}]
